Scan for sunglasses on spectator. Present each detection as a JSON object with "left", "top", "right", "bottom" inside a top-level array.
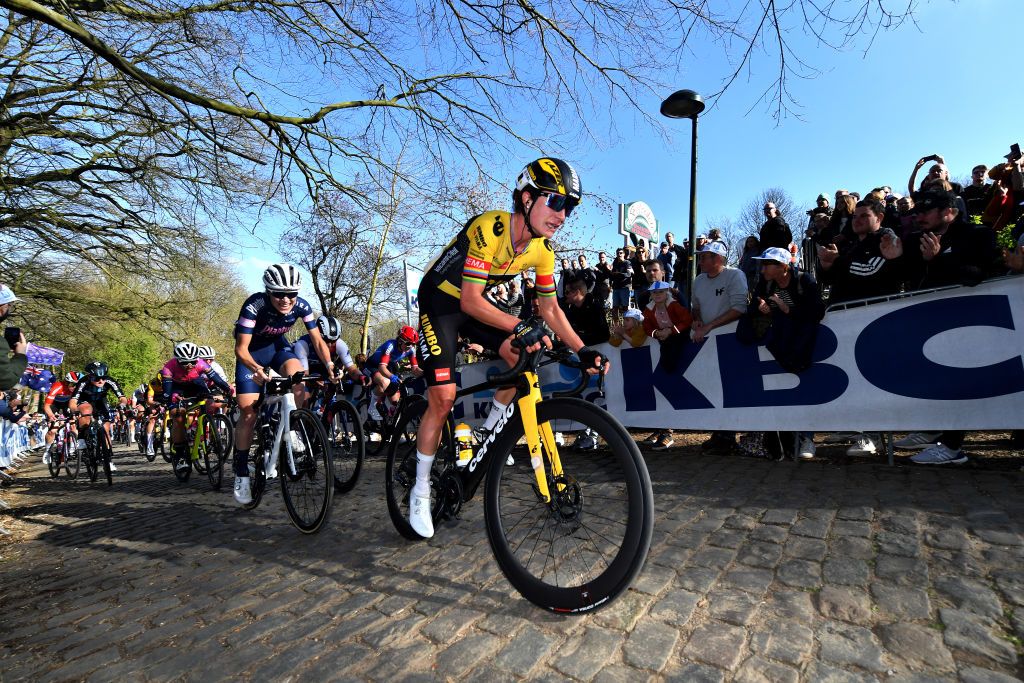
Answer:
[
  {"left": 268, "top": 291, "right": 298, "bottom": 300},
  {"left": 538, "top": 192, "right": 577, "bottom": 216}
]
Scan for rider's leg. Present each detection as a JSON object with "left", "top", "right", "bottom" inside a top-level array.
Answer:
[
  {"left": 233, "top": 393, "right": 259, "bottom": 475},
  {"left": 170, "top": 408, "right": 186, "bottom": 446},
  {"left": 410, "top": 383, "right": 457, "bottom": 538},
  {"left": 479, "top": 339, "right": 518, "bottom": 432}
]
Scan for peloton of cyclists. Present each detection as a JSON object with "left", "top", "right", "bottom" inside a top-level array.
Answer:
[
  {"left": 68, "top": 361, "right": 129, "bottom": 471},
  {"left": 160, "top": 341, "right": 234, "bottom": 473},
  {"left": 41, "top": 371, "right": 80, "bottom": 465},
  {"left": 231, "top": 264, "right": 338, "bottom": 505},
  {"left": 409, "top": 158, "right": 606, "bottom": 537},
  {"left": 362, "top": 325, "right": 423, "bottom": 423},
  {"left": 197, "top": 346, "right": 229, "bottom": 388}
]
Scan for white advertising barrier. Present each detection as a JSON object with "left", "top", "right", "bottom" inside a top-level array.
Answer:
[{"left": 449, "top": 277, "right": 1024, "bottom": 432}]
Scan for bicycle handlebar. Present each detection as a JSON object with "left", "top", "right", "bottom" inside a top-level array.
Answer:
[{"left": 486, "top": 345, "right": 606, "bottom": 397}]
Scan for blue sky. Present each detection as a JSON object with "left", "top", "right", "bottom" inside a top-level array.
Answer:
[{"left": 228, "top": 0, "right": 1024, "bottom": 292}]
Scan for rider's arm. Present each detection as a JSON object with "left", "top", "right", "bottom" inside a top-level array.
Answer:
[
  {"left": 202, "top": 368, "right": 233, "bottom": 395},
  {"left": 536, "top": 295, "right": 587, "bottom": 353},
  {"left": 460, "top": 280, "right": 521, "bottom": 333},
  {"left": 307, "top": 327, "right": 335, "bottom": 377},
  {"left": 234, "top": 333, "right": 263, "bottom": 375}
]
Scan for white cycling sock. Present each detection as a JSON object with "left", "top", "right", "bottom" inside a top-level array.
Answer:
[
  {"left": 481, "top": 398, "right": 510, "bottom": 432},
  {"left": 413, "top": 451, "right": 434, "bottom": 496}
]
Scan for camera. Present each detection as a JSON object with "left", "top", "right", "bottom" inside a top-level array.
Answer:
[
  {"left": 4, "top": 327, "right": 21, "bottom": 348},
  {"left": 1009, "top": 143, "right": 1022, "bottom": 163},
  {"left": 922, "top": 154, "right": 940, "bottom": 164}
]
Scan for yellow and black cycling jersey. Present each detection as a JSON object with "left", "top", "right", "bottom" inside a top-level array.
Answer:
[
  {"left": 421, "top": 211, "right": 557, "bottom": 300},
  {"left": 146, "top": 376, "right": 164, "bottom": 400}
]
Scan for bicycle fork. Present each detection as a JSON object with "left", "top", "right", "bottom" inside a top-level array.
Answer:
[
  {"left": 268, "top": 394, "right": 300, "bottom": 478},
  {"left": 516, "top": 371, "right": 565, "bottom": 504}
]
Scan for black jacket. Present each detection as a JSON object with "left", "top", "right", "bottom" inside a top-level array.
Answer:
[{"left": 901, "top": 218, "right": 1001, "bottom": 291}]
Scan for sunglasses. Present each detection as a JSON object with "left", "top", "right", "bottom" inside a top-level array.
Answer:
[
  {"left": 180, "top": 360, "right": 197, "bottom": 367},
  {"left": 268, "top": 291, "right": 298, "bottom": 300},
  {"left": 539, "top": 192, "right": 578, "bottom": 216}
]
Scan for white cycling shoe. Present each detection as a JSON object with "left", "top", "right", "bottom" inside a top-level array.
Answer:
[
  {"left": 409, "top": 489, "right": 434, "bottom": 538},
  {"left": 234, "top": 476, "right": 252, "bottom": 505}
]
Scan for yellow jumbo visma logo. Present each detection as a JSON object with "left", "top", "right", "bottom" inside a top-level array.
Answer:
[
  {"left": 537, "top": 158, "right": 564, "bottom": 194},
  {"left": 419, "top": 314, "right": 442, "bottom": 357}
]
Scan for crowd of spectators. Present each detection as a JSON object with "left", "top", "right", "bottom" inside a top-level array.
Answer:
[{"left": 526, "top": 145, "right": 1024, "bottom": 462}]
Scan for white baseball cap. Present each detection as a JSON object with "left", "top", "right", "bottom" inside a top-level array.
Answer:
[
  {"left": 0, "top": 284, "right": 19, "bottom": 305},
  {"left": 752, "top": 247, "right": 792, "bottom": 264},
  {"left": 623, "top": 308, "right": 643, "bottom": 321},
  {"left": 698, "top": 241, "right": 728, "bottom": 259}
]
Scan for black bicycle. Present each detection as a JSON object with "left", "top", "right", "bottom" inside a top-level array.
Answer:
[
  {"left": 384, "top": 347, "right": 654, "bottom": 613},
  {"left": 79, "top": 415, "right": 114, "bottom": 486},
  {"left": 310, "top": 380, "right": 364, "bottom": 494},
  {"left": 355, "top": 377, "right": 419, "bottom": 456}
]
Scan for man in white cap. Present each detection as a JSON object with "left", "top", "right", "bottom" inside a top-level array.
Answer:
[
  {"left": 0, "top": 284, "right": 28, "bottom": 391},
  {"left": 690, "top": 241, "right": 747, "bottom": 453}
]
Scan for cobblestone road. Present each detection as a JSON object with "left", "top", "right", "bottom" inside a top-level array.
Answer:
[{"left": 2, "top": 442, "right": 1023, "bottom": 682}]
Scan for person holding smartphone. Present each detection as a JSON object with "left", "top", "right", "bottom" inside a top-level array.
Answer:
[{"left": 0, "top": 284, "right": 28, "bottom": 391}]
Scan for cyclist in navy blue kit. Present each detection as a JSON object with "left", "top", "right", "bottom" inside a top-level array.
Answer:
[
  {"left": 362, "top": 325, "right": 423, "bottom": 421},
  {"left": 231, "top": 263, "right": 338, "bottom": 505}
]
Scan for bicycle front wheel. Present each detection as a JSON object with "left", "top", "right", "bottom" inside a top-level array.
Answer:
[
  {"left": 84, "top": 434, "right": 98, "bottom": 483},
  {"left": 483, "top": 397, "right": 653, "bottom": 614},
  {"left": 325, "top": 400, "right": 364, "bottom": 493},
  {"left": 157, "top": 426, "right": 170, "bottom": 463},
  {"left": 279, "top": 408, "right": 333, "bottom": 534},
  {"left": 99, "top": 433, "right": 114, "bottom": 486},
  {"left": 65, "top": 436, "right": 80, "bottom": 479},
  {"left": 47, "top": 442, "right": 61, "bottom": 478}
]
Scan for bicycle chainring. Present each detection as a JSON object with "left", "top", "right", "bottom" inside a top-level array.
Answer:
[{"left": 435, "top": 469, "right": 464, "bottom": 521}]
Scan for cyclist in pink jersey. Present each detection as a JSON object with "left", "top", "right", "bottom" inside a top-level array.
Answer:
[{"left": 162, "top": 342, "right": 233, "bottom": 472}]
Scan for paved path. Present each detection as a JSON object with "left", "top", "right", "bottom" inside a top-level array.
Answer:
[{"left": 2, "top": 444, "right": 1023, "bottom": 682}]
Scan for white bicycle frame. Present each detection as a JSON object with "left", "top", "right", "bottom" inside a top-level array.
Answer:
[{"left": 261, "top": 371, "right": 301, "bottom": 479}]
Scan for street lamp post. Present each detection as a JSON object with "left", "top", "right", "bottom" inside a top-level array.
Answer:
[{"left": 660, "top": 89, "right": 705, "bottom": 305}]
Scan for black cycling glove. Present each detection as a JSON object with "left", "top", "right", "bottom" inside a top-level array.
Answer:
[
  {"left": 512, "top": 316, "right": 549, "bottom": 349},
  {"left": 577, "top": 347, "right": 604, "bottom": 370}
]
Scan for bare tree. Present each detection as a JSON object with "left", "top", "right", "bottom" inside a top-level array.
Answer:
[
  {"left": 2, "top": 0, "right": 922, "bottom": 331},
  {"left": 739, "top": 187, "right": 799, "bottom": 237}
]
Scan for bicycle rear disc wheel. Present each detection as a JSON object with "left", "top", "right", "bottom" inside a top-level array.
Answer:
[
  {"left": 279, "top": 408, "right": 333, "bottom": 534},
  {"left": 484, "top": 397, "right": 654, "bottom": 614},
  {"left": 384, "top": 396, "right": 450, "bottom": 540},
  {"left": 326, "top": 400, "right": 364, "bottom": 493}
]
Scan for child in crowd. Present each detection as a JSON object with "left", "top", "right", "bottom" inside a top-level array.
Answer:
[{"left": 609, "top": 308, "right": 647, "bottom": 348}]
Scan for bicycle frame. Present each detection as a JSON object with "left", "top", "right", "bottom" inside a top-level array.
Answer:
[
  {"left": 259, "top": 374, "right": 308, "bottom": 479},
  {"left": 450, "top": 349, "right": 589, "bottom": 505}
]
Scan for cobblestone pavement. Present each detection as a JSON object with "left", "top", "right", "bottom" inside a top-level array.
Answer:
[{"left": 2, "top": 440, "right": 1023, "bottom": 682}]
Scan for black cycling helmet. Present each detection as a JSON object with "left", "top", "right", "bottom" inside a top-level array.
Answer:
[
  {"left": 85, "top": 361, "right": 109, "bottom": 378},
  {"left": 515, "top": 158, "right": 582, "bottom": 210},
  {"left": 316, "top": 315, "right": 342, "bottom": 342}
]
